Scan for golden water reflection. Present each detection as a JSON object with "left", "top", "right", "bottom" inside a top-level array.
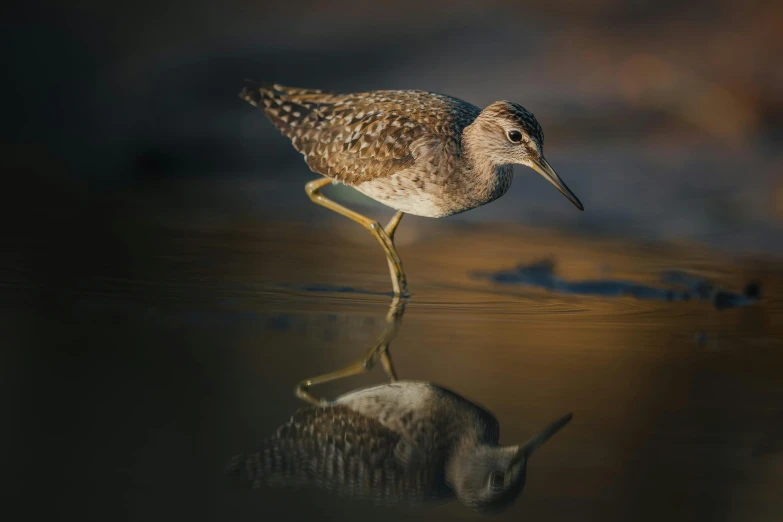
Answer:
[
  {"left": 230, "top": 296, "right": 573, "bottom": 514},
  {"left": 10, "top": 218, "right": 783, "bottom": 521}
]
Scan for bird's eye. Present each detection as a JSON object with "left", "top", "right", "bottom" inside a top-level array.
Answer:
[
  {"left": 489, "top": 471, "right": 505, "bottom": 492},
  {"left": 507, "top": 130, "right": 523, "bottom": 143}
]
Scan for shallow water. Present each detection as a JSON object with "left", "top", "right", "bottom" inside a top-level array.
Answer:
[{"left": 8, "top": 216, "right": 783, "bottom": 521}]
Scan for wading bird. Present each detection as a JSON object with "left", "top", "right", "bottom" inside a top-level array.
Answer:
[{"left": 241, "top": 84, "right": 583, "bottom": 295}]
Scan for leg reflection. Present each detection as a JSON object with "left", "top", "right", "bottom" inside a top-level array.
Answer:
[{"left": 295, "top": 296, "right": 407, "bottom": 405}]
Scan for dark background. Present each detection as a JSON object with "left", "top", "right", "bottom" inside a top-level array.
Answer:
[
  {"left": 5, "top": 2, "right": 783, "bottom": 521},
  {"left": 6, "top": 0, "right": 783, "bottom": 250}
]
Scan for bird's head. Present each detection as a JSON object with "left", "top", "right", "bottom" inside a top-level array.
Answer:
[
  {"left": 446, "top": 413, "right": 572, "bottom": 514},
  {"left": 467, "top": 101, "right": 583, "bottom": 211}
]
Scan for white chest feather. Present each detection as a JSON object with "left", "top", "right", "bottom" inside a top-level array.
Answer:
[{"left": 352, "top": 164, "right": 513, "bottom": 218}]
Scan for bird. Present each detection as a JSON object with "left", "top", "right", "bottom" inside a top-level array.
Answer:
[
  {"left": 240, "top": 83, "right": 584, "bottom": 296},
  {"left": 230, "top": 380, "right": 573, "bottom": 513}
]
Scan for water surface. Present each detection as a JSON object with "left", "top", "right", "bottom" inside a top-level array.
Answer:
[{"left": 8, "top": 216, "right": 783, "bottom": 521}]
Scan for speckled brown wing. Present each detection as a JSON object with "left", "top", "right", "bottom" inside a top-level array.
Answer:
[
  {"left": 240, "top": 83, "right": 481, "bottom": 185},
  {"left": 229, "top": 405, "right": 450, "bottom": 504}
]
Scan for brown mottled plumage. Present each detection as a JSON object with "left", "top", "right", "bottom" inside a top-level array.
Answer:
[
  {"left": 229, "top": 381, "right": 572, "bottom": 513},
  {"left": 229, "top": 404, "right": 449, "bottom": 504},
  {"left": 242, "top": 84, "right": 482, "bottom": 186},
  {"left": 240, "top": 82, "right": 583, "bottom": 294}
]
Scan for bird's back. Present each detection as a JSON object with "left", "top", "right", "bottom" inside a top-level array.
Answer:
[
  {"left": 240, "top": 83, "right": 481, "bottom": 185},
  {"left": 230, "top": 403, "right": 451, "bottom": 504}
]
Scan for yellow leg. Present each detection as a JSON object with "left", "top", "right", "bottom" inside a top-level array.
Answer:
[
  {"left": 385, "top": 210, "right": 405, "bottom": 239},
  {"left": 379, "top": 352, "right": 398, "bottom": 382},
  {"left": 295, "top": 297, "right": 406, "bottom": 405},
  {"left": 383, "top": 211, "right": 405, "bottom": 291},
  {"left": 305, "top": 178, "right": 408, "bottom": 296},
  {"left": 379, "top": 292, "right": 405, "bottom": 382}
]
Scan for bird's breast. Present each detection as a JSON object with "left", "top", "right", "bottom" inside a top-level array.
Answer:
[{"left": 353, "top": 164, "right": 513, "bottom": 218}]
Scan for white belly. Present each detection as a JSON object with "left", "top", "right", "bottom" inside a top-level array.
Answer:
[
  {"left": 334, "top": 381, "right": 437, "bottom": 416},
  {"left": 352, "top": 176, "right": 454, "bottom": 218},
  {"left": 349, "top": 164, "right": 513, "bottom": 218}
]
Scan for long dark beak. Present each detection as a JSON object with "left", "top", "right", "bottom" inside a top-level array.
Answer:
[
  {"left": 530, "top": 157, "right": 584, "bottom": 211},
  {"left": 515, "top": 412, "right": 573, "bottom": 461}
]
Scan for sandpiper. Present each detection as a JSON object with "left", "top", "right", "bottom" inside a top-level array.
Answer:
[
  {"left": 241, "top": 83, "right": 584, "bottom": 296},
  {"left": 231, "top": 381, "right": 572, "bottom": 513}
]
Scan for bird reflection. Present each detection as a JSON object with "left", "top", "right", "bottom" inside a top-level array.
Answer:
[{"left": 230, "top": 297, "right": 572, "bottom": 514}]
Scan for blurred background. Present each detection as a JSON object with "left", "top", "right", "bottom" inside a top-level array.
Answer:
[
  {"left": 6, "top": 0, "right": 783, "bottom": 251},
  {"left": 5, "top": 2, "right": 783, "bottom": 522}
]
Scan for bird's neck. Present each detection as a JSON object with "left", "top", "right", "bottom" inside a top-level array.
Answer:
[
  {"left": 463, "top": 123, "right": 498, "bottom": 177},
  {"left": 462, "top": 124, "right": 513, "bottom": 201},
  {"left": 445, "top": 441, "right": 486, "bottom": 489}
]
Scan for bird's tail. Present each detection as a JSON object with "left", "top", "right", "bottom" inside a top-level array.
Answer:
[
  {"left": 226, "top": 438, "right": 312, "bottom": 490},
  {"left": 239, "top": 82, "right": 333, "bottom": 108},
  {"left": 239, "top": 82, "right": 335, "bottom": 139}
]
